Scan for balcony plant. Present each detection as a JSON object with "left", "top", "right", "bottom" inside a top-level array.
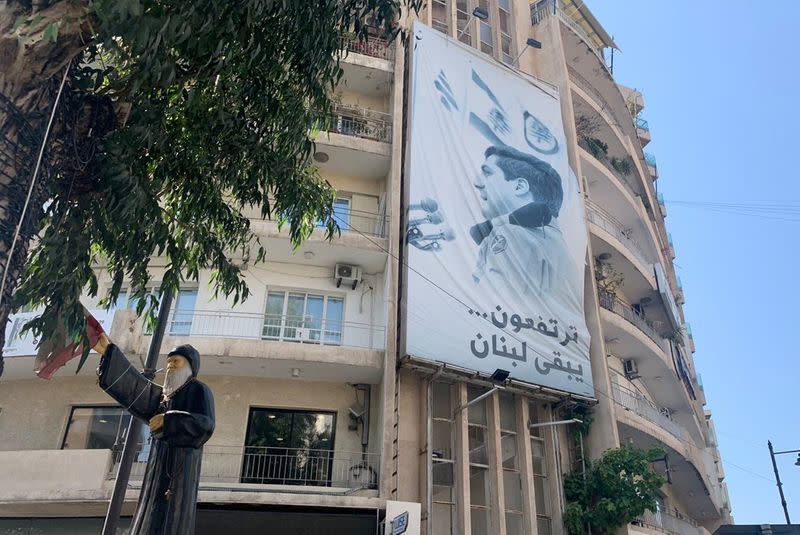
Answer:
[
  {"left": 610, "top": 156, "right": 633, "bottom": 176},
  {"left": 563, "top": 446, "right": 667, "bottom": 535}
]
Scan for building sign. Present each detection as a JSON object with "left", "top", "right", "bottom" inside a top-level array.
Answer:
[
  {"left": 385, "top": 501, "right": 420, "bottom": 535},
  {"left": 402, "top": 22, "right": 592, "bottom": 396}
]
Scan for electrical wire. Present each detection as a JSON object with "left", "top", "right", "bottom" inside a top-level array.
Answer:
[
  {"left": 330, "top": 212, "right": 777, "bottom": 484},
  {"left": 666, "top": 200, "right": 800, "bottom": 223}
]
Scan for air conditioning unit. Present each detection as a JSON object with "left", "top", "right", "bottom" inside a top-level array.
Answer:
[
  {"left": 623, "top": 359, "right": 640, "bottom": 380},
  {"left": 334, "top": 263, "right": 362, "bottom": 290}
]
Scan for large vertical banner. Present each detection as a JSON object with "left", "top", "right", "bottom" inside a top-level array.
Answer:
[{"left": 403, "top": 22, "right": 592, "bottom": 397}]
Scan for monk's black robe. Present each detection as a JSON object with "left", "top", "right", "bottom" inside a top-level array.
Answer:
[{"left": 99, "top": 345, "right": 215, "bottom": 535}]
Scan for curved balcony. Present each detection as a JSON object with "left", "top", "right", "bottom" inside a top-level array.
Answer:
[
  {"left": 585, "top": 200, "right": 655, "bottom": 283},
  {"left": 633, "top": 509, "right": 701, "bottom": 535},
  {"left": 598, "top": 289, "right": 667, "bottom": 352},
  {"left": 612, "top": 381, "right": 689, "bottom": 444}
]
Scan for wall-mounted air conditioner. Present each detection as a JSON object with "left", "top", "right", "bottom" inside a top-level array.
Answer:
[{"left": 334, "top": 263, "right": 362, "bottom": 290}]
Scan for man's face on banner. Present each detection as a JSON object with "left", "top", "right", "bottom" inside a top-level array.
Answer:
[{"left": 474, "top": 154, "right": 530, "bottom": 219}]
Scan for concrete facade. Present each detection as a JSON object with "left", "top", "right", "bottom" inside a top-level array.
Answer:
[{"left": 0, "top": 1, "right": 731, "bottom": 534}]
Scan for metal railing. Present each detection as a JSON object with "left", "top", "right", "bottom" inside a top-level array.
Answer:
[
  {"left": 111, "top": 446, "right": 380, "bottom": 491},
  {"left": 165, "top": 310, "right": 386, "bottom": 350},
  {"left": 612, "top": 380, "right": 690, "bottom": 443},
  {"left": 531, "top": 0, "right": 609, "bottom": 71},
  {"left": 585, "top": 201, "right": 653, "bottom": 268},
  {"left": 244, "top": 201, "right": 389, "bottom": 238},
  {"left": 597, "top": 289, "right": 668, "bottom": 351},
  {"left": 320, "top": 104, "right": 392, "bottom": 143},
  {"left": 635, "top": 116, "right": 650, "bottom": 132},
  {"left": 644, "top": 152, "right": 657, "bottom": 168},
  {"left": 635, "top": 509, "right": 700, "bottom": 535},
  {"left": 339, "top": 33, "right": 394, "bottom": 61}
]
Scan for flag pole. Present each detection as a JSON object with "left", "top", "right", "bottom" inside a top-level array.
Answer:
[{"left": 102, "top": 290, "right": 174, "bottom": 535}]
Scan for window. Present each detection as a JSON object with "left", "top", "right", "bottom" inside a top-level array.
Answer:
[
  {"left": 318, "top": 197, "right": 351, "bottom": 231},
  {"left": 242, "top": 408, "right": 335, "bottom": 486},
  {"left": 530, "top": 402, "right": 552, "bottom": 535},
  {"left": 498, "top": 0, "right": 513, "bottom": 64},
  {"left": 112, "top": 287, "right": 198, "bottom": 336},
  {"left": 62, "top": 406, "right": 151, "bottom": 462},
  {"left": 432, "top": 0, "right": 449, "bottom": 34},
  {"left": 478, "top": 1, "right": 493, "bottom": 56},
  {"left": 431, "top": 381, "right": 456, "bottom": 534},
  {"left": 500, "top": 393, "right": 524, "bottom": 533},
  {"left": 262, "top": 290, "right": 344, "bottom": 345},
  {"left": 468, "top": 385, "right": 492, "bottom": 535},
  {"left": 456, "top": 0, "right": 472, "bottom": 45}
]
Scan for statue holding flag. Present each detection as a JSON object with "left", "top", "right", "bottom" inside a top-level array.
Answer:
[{"left": 94, "top": 333, "right": 215, "bottom": 535}]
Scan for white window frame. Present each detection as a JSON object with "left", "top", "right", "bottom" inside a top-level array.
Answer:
[{"left": 261, "top": 288, "right": 346, "bottom": 345}]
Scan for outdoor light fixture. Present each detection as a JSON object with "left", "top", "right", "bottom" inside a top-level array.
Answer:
[
  {"left": 490, "top": 368, "right": 511, "bottom": 383},
  {"left": 457, "top": 7, "right": 490, "bottom": 39},
  {"left": 512, "top": 38, "right": 543, "bottom": 66},
  {"left": 767, "top": 440, "right": 800, "bottom": 524}
]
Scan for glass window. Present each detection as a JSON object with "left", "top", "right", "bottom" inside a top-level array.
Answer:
[
  {"left": 456, "top": 0, "right": 471, "bottom": 45},
  {"left": 479, "top": 21, "right": 493, "bottom": 54},
  {"left": 530, "top": 402, "right": 552, "bottom": 534},
  {"left": 62, "top": 406, "right": 151, "bottom": 462},
  {"left": 431, "top": 381, "right": 456, "bottom": 535},
  {"left": 318, "top": 197, "right": 351, "bottom": 231},
  {"left": 242, "top": 408, "right": 336, "bottom": 486},
  {"left": 432, "top": 0, "right": 449, "bottom": 34},
  {"left": 500, "top": 393, "right": 523, "bottom": 532},
  {"left": 468, "top": 386, "right": 492, "bottom": 534},
  {"left": 262, "top": 291, "right": 345, "bottom": 345},
  {"left": 170, "top": 289, "right": 198, "bottom": 336}
]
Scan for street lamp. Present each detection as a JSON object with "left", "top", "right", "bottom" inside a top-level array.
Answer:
[
  {"left": 512, "top": 37, "right": 543, "bottom": 66},
  {"left": 457, "top": 7, "right": 489, "bottom": 39},
  {"left": 767, "top": 440, "right": 800, "bottom": 525}
]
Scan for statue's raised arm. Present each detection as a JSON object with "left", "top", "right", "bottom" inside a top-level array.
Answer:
[{"left": 96, "top": 336, "right": 162, "bottom": 423}]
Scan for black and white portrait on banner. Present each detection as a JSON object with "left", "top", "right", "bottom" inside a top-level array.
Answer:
[{"left": 403, "top": 22, "right": 592, "bottom": 397}]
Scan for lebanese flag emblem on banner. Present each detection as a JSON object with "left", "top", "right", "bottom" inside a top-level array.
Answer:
[{"left": 34, "top": 307, "right": 106, "bottom": 380}]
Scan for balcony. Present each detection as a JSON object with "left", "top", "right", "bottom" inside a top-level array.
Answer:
[
  {"left": 634, "top": 509, "right": 700, "bottom": 535},
  {"left": 644, "top": 152, "right": 658, "bottom": 179},
  {"left": 321, "top": 104, "right": 391, "bottom": 143},
  {"left": 314, "top": 104, "right": 392, "bottom": 180},
  {"left": 612, "top": 381, "right": 689, "bottom": 444},
  {"left": 112, "top": 446, "right": 380, "bottom": 494},
  {"left": 635, "top": 116, "right": 652, "bottom": 146},
  {"left": 244, "top": 201, "right": 389, "bottom": 239},
  {"left": 598, "top": 289, "right": 668, "bottom": 352},
  {"left": 340, "top": 33, "right": 394, "bottom": 62},
  {"left": 586, "top": 200, "right": 653, "bottom": 271},
  {"left": 168, "top": 310, "right": 384, "bottom": 351}
]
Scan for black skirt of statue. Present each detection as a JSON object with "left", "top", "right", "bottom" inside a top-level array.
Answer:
[{"left": 99, "top": 345, "right": 215, "bottom": 535}]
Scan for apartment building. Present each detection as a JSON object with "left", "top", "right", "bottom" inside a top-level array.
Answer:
[{"left": 0, "top": 1, "right": 731, "bottom": 534}]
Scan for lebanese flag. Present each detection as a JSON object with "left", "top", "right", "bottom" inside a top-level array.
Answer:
[{"left": 34, "top": 307, "right": 106, "bottom": 380}]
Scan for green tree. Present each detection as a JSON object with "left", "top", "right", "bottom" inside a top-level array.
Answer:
[
  {"left": 0, "top": 0, "right": 420, "bottom": 375},
  {"left": 563, "top": 446, "right": 667, "bottom": 535}
]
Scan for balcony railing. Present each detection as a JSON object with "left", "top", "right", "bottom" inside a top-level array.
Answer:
[
  {"left": 340, "top": 33, "right": 393, "bottom": 61},
  {"left": 531, "top": 0, "right": 610, "bottom": 72},
  {"left": 612, "top": 380, "right": 689, "bottom": 443},
  {"left": 111, "top": 446, "right": 380, "bottom": 492},
  {"left": 644, "top": 152, "right": 657, "bottom": 168},
  {"left": 245, "top": 201, "right": 389, "bottom": 238},
  {"left": 597, "top": 289, "right": 668, "bottom": 352},
  {"left": 319, "top": 104, "right": 392, "bottom": 143},
  {"left": 585, "top": 200, "right": 652, "bottom": 268},
  {"left": 165, "top": 310, "right": 385, "bottom": 350},
  {"left": 635, "top": 116, "right": 650, "bottom": 132},
  {"left": 635, "top": 509, "right": 700, "bottom": 535}
]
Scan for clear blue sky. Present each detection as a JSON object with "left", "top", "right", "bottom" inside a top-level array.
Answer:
[{"left": 588, "top": 1, "right": 800, "bottom": 525}]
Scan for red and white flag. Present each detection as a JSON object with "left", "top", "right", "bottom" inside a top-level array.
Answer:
[{"left": 34, "top": 307, "right": 106, "bottom": 380}]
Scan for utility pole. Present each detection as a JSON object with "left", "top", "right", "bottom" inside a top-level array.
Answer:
[
  {"left": 767, "top": 440, "right": 800, "bottom": 525},
  {"left": 102, "top": 291, "right": 174, "bottom": 535}
]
